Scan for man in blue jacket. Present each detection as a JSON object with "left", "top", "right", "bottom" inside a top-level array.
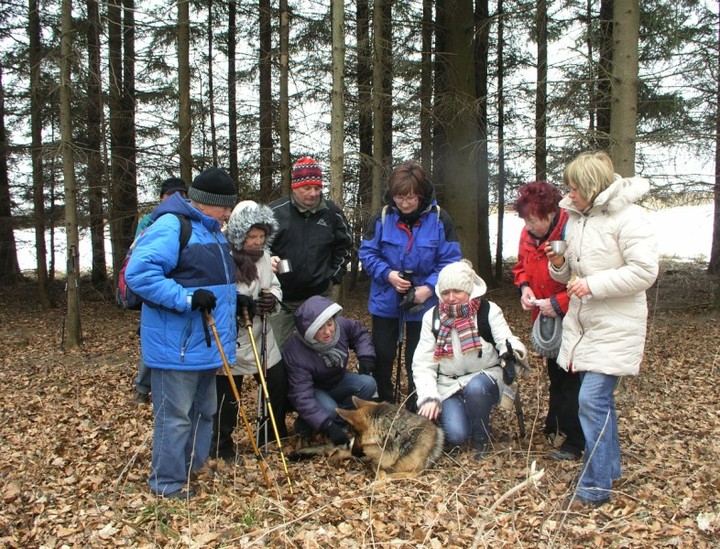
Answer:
[{"left": 125, "top": 167, "right": 238, "bottom": 499}]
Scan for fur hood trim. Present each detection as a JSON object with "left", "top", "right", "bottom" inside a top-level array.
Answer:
[{"left": 226, "top": 200, "right": 278, "bottom": 251}]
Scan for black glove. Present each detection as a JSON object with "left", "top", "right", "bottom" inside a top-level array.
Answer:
[
  {"left": 191, "top": 289, "right": 216, "bottom": 312},
  {"left": 399, "top": 287, "right": 417, "bottom": 311},
  {"left": 236, "top": 294, "right": 256, "bottom": 323},
  {"left": 325, "top": 423, "right": 350, "bottom": 447},
  {"left": 501, "top": 340, "right": 517, "bottom": 385},
  {"left": 255, "top": 291, "right": 277, "bottom": 315},
  {"left": 358, "top": 359, "right": 375, "bottom": 375}
]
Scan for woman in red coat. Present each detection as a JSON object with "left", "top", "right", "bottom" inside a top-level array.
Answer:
[{"left": 512, "top": 181, "right": 584, "bottom": 461}]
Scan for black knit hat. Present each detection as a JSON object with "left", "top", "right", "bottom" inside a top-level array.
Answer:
[
  {"left": 188, "top": 168, "right": 237, "bottom": 208},
  {"left": 160, "top": 177, "right": 187, "bottom": 197}
]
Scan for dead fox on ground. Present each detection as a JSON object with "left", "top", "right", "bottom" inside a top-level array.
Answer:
[{"left": 335, "top": 396, "right": 444, "bottom": 475}]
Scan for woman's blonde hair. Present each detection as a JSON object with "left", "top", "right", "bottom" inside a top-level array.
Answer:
[{"left": 563, "top": 151, "right": 615, "bottom": 203}]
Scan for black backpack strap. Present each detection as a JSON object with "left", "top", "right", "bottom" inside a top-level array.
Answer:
[
  {"left": 174, "top": 214, "right": 192, "bottom": 251},
  {"left": 476, "top": 299, "right": 495, "bottom": 347}
]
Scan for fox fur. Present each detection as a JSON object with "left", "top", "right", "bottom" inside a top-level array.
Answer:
[{"left": 335, "top": 396, "right": 444, "bottom": 475}]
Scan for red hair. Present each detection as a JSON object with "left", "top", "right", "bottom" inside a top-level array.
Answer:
[{"left": 513, "top": 181, "right": 563, "bottom": 220}]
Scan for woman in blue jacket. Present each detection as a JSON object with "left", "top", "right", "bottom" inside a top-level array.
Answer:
[{"left": 358, "top": 161, "right": 461, "bottom": 410}]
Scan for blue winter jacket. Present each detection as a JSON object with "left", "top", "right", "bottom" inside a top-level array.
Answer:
[
  {"left": 283, "top": 296, "right": 375, "bottom": 432},
  {"left": 358, "top": 192, "right": 462, "bottom": 322},
  {"left": 125, "top": 193, "right": 237, "bottom": 370}
]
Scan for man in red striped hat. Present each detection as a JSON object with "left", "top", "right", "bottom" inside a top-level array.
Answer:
[{"left": 268, "top": 156, "right": 352, "bottom": 350}]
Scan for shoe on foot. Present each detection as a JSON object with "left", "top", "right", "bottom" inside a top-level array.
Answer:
[
  {"left": 160, "top": 488, "right": 197, "bottom": 500},
  {"left": 565, "top": 495, "right": 608, "bottom": 510},
  {"left": 471, "top": 440, "right": 490, "bottom": 461},
  {"left": 133, "top": 390, "right": 151, "bottom": 404},
  {"left": 549, "top": 448, "right": 582, "bottom": 461}
]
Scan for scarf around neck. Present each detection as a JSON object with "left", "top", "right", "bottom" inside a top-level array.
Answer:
[
  {"left": 433, "top": 298, "right": 483, "bottom": 360},
  {"left": 301, "top": 320, "right": 347, "bottom": 368},
  {"left": 232, "top": 247, "right": 263, "bottom": 285}
]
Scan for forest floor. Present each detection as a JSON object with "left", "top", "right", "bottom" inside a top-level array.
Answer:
[{"left": 0, "top": 259, "right": 719, "bottom": 548}]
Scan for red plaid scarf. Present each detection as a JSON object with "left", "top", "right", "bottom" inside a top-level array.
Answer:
[{"left": 433, "top": 298, "right": 483, "bottom": 360}]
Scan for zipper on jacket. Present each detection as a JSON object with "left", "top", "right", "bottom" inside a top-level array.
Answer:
[{"left": 180, "top": 317, "right": 194, "bottom": 363}]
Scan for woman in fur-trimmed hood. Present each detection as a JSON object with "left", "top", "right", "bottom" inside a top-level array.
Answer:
[
  {"left": 211, "top": 200, "right": 288, "bottom": 459},
  {"left": 547, "top": 151, "right": 658, "bottom": 508}
]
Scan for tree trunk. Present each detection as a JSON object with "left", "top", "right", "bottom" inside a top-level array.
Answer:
[
  {"left": 60, "top": 0, "right": 82, "bottom": 348},
  {"left": 381, "top": 0, "right": 392, "bottom": 167},
  {"left": 354, "top": 0, "right": 372, "bottom": 284},
  {"left": 208, "top": 0, "right": 218, "bottom": 166},
  {"left": 420, "top": 0, "right": 433, "bottom": 170},
  {"left": 608, "top": 0, "right": 638, "bottom": 177},
  {"left": 371, "top": 0, "right": 387, "bottom": 212},
  {"left": 596, "top": 0, "right": 613, "bottom": 149},
  {"left": 228, "top": 0, "right": 238, "bottom": 182},
  {"left": 495, "top": 0, "right": 505, "bottom": 283},
  {"left": 259, "top": 0, "right": 273, "bottom": 197},
  {"left": 108, "top": 0, "right": 137, "bottom": 277},
  {"left": 535, "top": 0, "right": 547, "bottom": 181},
  {"left": 0, "top": 63, "right": 21, "bottom": 285},
  {"left": 708, "top": 1, "right": 720, "bottom": 294},
  {"left": 473, "top": 0, "right": 491, "bottom": 281},
  {"left": 329, "top": 0, "right": 345, "bottom": 208},
  {"left": 434, "top": 0, "right": 487, "bottom": 275},
  {"left": 278, "top": 0, "right": 291, "bottom": 195},
  {"left": 86, "top": 0, "right": 107, "bottom": 290},
  {"left": 28, "top": 0, "right": 52, "bottom": 306},
  {"left": 178, "top": 0, "right": 192, "bottom": 183}
]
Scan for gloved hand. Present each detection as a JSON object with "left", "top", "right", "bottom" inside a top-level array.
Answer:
[
  {"left": 325, "top": 423, "right": 350, "bottom": 447},
  {"left": 358, "top": 359, "right": 375, "bottom": 375},
  {"left": 501, "top": 340, "right": 517, "bottom": 385},
  {"left": 255, "top": 291, "right": 277, "bottom": 314},
  {"left": 191, "top": 289, "right": 217, "bottom": 312},
  {"left": 236, "top": 294, "right": 256, "bottom": 323}
]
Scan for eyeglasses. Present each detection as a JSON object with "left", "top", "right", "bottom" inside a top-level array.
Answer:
[{"left": 394, "top": 194, "right": 419, "bottom": 204}]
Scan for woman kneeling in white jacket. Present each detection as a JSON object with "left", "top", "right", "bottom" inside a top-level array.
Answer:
[{"left": 413, "top": 260, "right": 527, "bottom": 460}]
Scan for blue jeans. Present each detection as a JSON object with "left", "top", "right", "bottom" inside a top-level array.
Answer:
[
  {"left": 135, "top": 357, "right": 151, "bottom": 395},
  {"left": 308, "top": 372, "right": 377, "bottom": 428},
  {"left": 576, "top": 372, "right": 621, "bottom": 503},
  {"left": 440, "top": 373, "right": 499, "bottom": 447},
  {"left": 148, "top": 368, "right": 217, "bottom": 496}
]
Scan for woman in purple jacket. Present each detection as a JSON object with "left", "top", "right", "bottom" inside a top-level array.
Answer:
[{"left": 282, "top": 296, "right": 377, "bottom": 446}]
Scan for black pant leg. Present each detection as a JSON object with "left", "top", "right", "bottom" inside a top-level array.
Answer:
[
  {"left": 254, "top": 359, "right": 290, "bottom": 439},
  {"left": 545, "top": 358, "right": 562, "bottom": 436},
  {"left": 212, "top": 374, "right": 242, "bottom": 458},
  {"left": 403, "top": 320, "right": 422, "bottom": 412},
  {"left": 556, "top": 361, "right": 585, "bottom": 453},
  {"left": 371, "top": 315, "right": 400, "bottom": 403}
]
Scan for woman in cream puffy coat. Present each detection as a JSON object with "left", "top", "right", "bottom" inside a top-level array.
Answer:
[{"left": 548, "top": 151, "right": 658, "bottom": 507}]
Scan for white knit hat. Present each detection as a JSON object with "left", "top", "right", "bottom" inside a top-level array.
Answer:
[{"left": 435, "top": 259, "right": 487, "bottom": 298}]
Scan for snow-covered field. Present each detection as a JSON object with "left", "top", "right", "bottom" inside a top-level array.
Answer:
[{"left": 14, "top": 203, "right": 714, "bottom": 273}]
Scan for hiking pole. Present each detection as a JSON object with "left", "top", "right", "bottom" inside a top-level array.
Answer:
[
  {"left": 394, "top": 308, "right": 405, "bottom": 403},
  {"left": 255, "top": 311, "right": 269, "bottom": 450},
  {"left": 240, "top": 307, "right": 294, "bottom": 493},
  {"left": 205, "top": 312, "right": 272, "bottom": 489}
]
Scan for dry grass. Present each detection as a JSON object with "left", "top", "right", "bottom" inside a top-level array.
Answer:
[{"left": 0, "top": 260, "right": 718, "bottom": 547}]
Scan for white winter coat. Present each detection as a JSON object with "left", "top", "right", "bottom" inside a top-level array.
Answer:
[
  {"left": 412, "top": 279, "right": 527, "bottom": 407},
  {"left": 227, "top": 252, "right": 283, "bottom": 376},
  {"left": 549, "top": 175, "right": 658, "bottom": 376}
]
